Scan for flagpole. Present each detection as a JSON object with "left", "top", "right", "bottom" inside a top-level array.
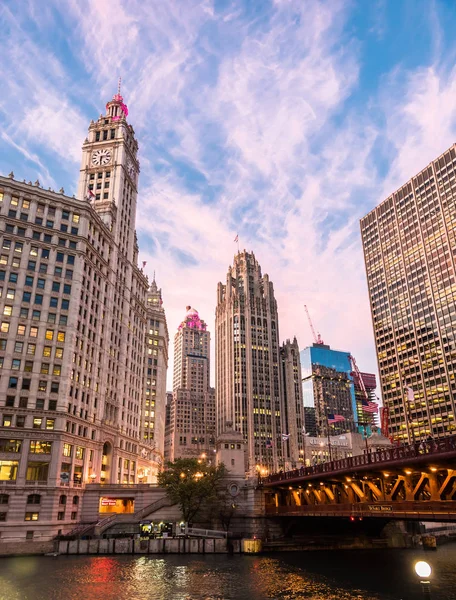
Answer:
[{"left": 327, "top": 419, "right": 333, "bottom": 462}]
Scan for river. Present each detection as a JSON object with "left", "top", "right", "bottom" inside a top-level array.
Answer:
[{"left": 0, "top": 545, "right": 455, "bottom": 599}]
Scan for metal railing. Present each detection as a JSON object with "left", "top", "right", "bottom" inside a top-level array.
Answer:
[{"left": 262, "top": 435, "right": 456, "bottom": 485}]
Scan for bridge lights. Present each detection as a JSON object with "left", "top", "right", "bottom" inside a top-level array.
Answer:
[
  {"left": 405, "top": 470, "right": 412, "bottom": 475},
  {"left": 414, "top": 561, "right": 432, "bottom": 599},
  {"left": 430, "top": 467, "right": 437, "bottom": 472}
]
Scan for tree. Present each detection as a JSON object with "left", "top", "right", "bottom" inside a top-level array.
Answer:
[
  {"left": 157, "top": 458, "right": 227, "bottom": 524},
  {"left": 212, "top": 491, "right": 239, "bottom": 532}
]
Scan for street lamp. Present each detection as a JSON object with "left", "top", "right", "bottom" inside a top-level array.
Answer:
[{"left": 414, "top": 560, "right": 432, "bottom": 599}]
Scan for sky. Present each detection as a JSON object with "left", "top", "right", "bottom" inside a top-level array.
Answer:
[{"left": 1, "top": 0, "right": 456, "bottom": 392}]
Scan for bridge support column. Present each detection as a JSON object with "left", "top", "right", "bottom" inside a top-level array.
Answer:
[
  {"left": 439, "top": 469, "right": 456, "bottom": 500},
  {"left": 427, "top": 473, "right": 440, "bottom": 501},
  {"left": 366, "top": 480, "right": 384, "bottom": 501}
]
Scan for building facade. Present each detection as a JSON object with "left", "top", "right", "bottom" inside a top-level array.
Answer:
[
  {"left": 143, "top": 277, "right": 169, "bottom": 463},
  {"left": 216, "top": 251, "right": 302, "bottom": 473},
  {"left": 164, "top": 307, "right": 215, "bottom": 462},
  {"left": 280, "top": 338, "right": 304, "bottom": 468},
  {"left": 0, "top": 88, "right": 168, "bottom": 541},
  {"left": 361, "top": 144, "right": 456, "bottom": 442},
  {"left": 353, "top": 371, "right": 378, "bottom": 429},
  {"left": 301, "top": 343, "right": 356, "bottom": 436}
]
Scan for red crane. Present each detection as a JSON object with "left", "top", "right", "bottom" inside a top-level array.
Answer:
[{"left": 304, "top": 305, "right": 324, "bottom": 345}]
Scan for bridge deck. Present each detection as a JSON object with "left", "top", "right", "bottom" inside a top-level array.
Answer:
[
  {"left": 265, "top": 501, "right": 456, "bottom": 521},
  {"left": 261, "top": 436, "right": 456, "bottom": 487}
]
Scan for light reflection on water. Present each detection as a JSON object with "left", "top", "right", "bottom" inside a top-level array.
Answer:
[{"left": 1, "top": 546, "right": 456, "bottom": 600}]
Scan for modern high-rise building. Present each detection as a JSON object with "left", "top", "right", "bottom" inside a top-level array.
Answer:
[
  {"left": 164, "top": 307, "right": 215, "bottom": 462},
  {"left": 361, "top": 144, "right": 456, "bottom": 442},
  {"left": 353, "top": 371, "right": 378, "bottom": 429},
  {"left": 216, "top": 251, "right": 301, "bottom": 473},
  {"left": 301, "top": 343, "right": 356, "bottom": 436},
  {"left": 0, "top": 87, "right": 168, "bottom": 540}
]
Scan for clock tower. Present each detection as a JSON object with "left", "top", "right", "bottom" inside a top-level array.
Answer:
[{"left": 77, "top": 82, "right": 140, "bottom": 261}]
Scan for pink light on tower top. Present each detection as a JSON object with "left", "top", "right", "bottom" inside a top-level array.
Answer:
[
  {"left": 178, "top": 306, "right": 207, "bottom": 331},
  {"left": 108, "top": 77, "right": 129, "bottom": 121}
]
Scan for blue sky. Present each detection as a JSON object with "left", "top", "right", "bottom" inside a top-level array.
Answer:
[{"left": 2, "top": 0, "right": 456, "bottom": 390}]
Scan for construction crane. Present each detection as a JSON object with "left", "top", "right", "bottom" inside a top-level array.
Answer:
[
  {"left": 304, "top": 305, "right": 324, "bottom": 345},
  {"left": 348, "top": 354, "right": 369, "bottom": 404}
]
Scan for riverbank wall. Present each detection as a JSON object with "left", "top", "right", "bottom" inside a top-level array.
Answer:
[{"left": 57, "top": 538, "right": 242, "bottom": 555}]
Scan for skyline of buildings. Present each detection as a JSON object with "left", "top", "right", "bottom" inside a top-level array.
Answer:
[
  {"left": 2, "top": 81, "right": 456, "bottom": 541},
  {"left": 361, "top": 143, "right": 456, "bottom": 443}
]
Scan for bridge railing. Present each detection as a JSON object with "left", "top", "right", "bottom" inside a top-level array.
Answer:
[{"left": 262, "top": 435, "right": 456, "bottom": 485}]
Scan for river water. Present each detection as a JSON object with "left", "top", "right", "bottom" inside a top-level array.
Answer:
[{"left": 0, "top": 545, "right": 455, "bottom": 600}]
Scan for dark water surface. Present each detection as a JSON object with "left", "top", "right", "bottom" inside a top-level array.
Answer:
[{"left": 0, "top": 546, "right": 455, "bottom": 599}]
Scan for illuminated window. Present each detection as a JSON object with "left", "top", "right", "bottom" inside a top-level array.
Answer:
[
  {"left": 45, "top": 330, "right": 54, "bottom": 341},
  {"left": 57, "top": 331, "right": 65, "bottom": 342},
  {"left": 63, "top": 444, "right": 73, "bottom": 457},
  {"left": 24, "top": 513, "right": 39, "bottom": 521}
]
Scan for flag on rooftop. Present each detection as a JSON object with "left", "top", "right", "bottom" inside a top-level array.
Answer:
[
  {"left": 142, "top": 261, "right": 147, "bottom": 268},
  {"left": 406, "top": 386, "right": 415, "bottom": 402},
  {"left": 282, "top": 433, "right": 290, "bottom": 441},
  {"left": 328, "top": 414, "right": 345, "bottom": 424},
  {"left": 265, "top": 439, "right": 273, "bottom": 449},
  {"left": 361, "top": 399, "right": 378, "bottom": 413},
  {"left": 86, "top": 188, "right": 95, "bottom": 202},
  {"left": 234, "top": 234, "right": 239, "bottom": 243}
]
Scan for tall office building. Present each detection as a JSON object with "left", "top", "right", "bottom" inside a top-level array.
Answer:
[
  {"left": 280, "top": 338, "right": 304, "bottom": 468},
  {"left": 143, "top": 277, "right": 169, "bottom": 458},
  {"left": 0, "top": 87, "right": 168, "bottom": 540},
  {"left": 216, "top": 251, "right": 288, "bottom": 473},
  {"left": 353, "top": 371, "right": 378, "bottom": 428},
  {"left": 361, "top": 144, "right": 456, "bottom": 442},
  {"left": 301, "top": 343, "right": 356, "bottom": 436},
  {"left": 164, "top": 307, "right": 215, "bottom": 462}
]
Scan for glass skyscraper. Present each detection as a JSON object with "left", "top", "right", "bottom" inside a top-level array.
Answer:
[
  {"left": 361, "top": 144, "right": 456, "bottom": 442},
  {"left": 301, "top": 343, "right": 357, "bottom": 436}
]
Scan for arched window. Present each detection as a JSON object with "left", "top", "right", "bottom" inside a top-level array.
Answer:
[
  {"left": 59, "top": 495, "right": 67, "bottom": 505},
  {"left": 72, "top": 496, "right": 79, "bottom": 505},
  {"left": 27, "top": 494, "right": 41, "bottom": 504},
  {"left": 0, "top": 494, "right": 9, "bottom": 504}
]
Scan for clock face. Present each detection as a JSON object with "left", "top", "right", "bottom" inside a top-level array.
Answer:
[
  {"left": 91, "top": 148, "right": 112, "bottom": 166},
  {"left": 127, "top": 159, "right": 136, "bottom": 179}
]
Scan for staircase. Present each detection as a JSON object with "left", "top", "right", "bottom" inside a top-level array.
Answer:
[{"left": 62, "top": 494, "right": 175, "bottom": 539}]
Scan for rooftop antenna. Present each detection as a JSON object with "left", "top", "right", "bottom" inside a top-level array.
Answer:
[{"left": 117, "top": 76, "right": 121, "bottom": 95}]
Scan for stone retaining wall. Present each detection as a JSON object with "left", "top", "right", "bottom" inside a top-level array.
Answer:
[
  {"left": 0, "top": 541, "right": 56, "bottom": 557},
  {"left": 58, "top": 538, "right": 241, "bottom": 555}
]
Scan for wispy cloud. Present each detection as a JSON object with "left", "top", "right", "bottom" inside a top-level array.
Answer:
[{"left": 2, "top": 0, "right": 456, "bottom": 390}]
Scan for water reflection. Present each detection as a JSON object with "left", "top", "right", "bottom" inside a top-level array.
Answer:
[{"left": 0, "top": 546, "right": 455, "bottom": 599}]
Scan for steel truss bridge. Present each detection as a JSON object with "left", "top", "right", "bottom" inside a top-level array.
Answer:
[{"left": 260, "top": 436, "right": 456, "bottom": 521}]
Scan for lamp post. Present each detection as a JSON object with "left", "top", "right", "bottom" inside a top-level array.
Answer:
[{"left": 414, "top": 560, "right": 432, "bottom": 599}]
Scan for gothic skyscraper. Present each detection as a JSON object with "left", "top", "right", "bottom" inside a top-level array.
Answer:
[{"left": 216, "top": 251, "right": 299, "bottom": 473}]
